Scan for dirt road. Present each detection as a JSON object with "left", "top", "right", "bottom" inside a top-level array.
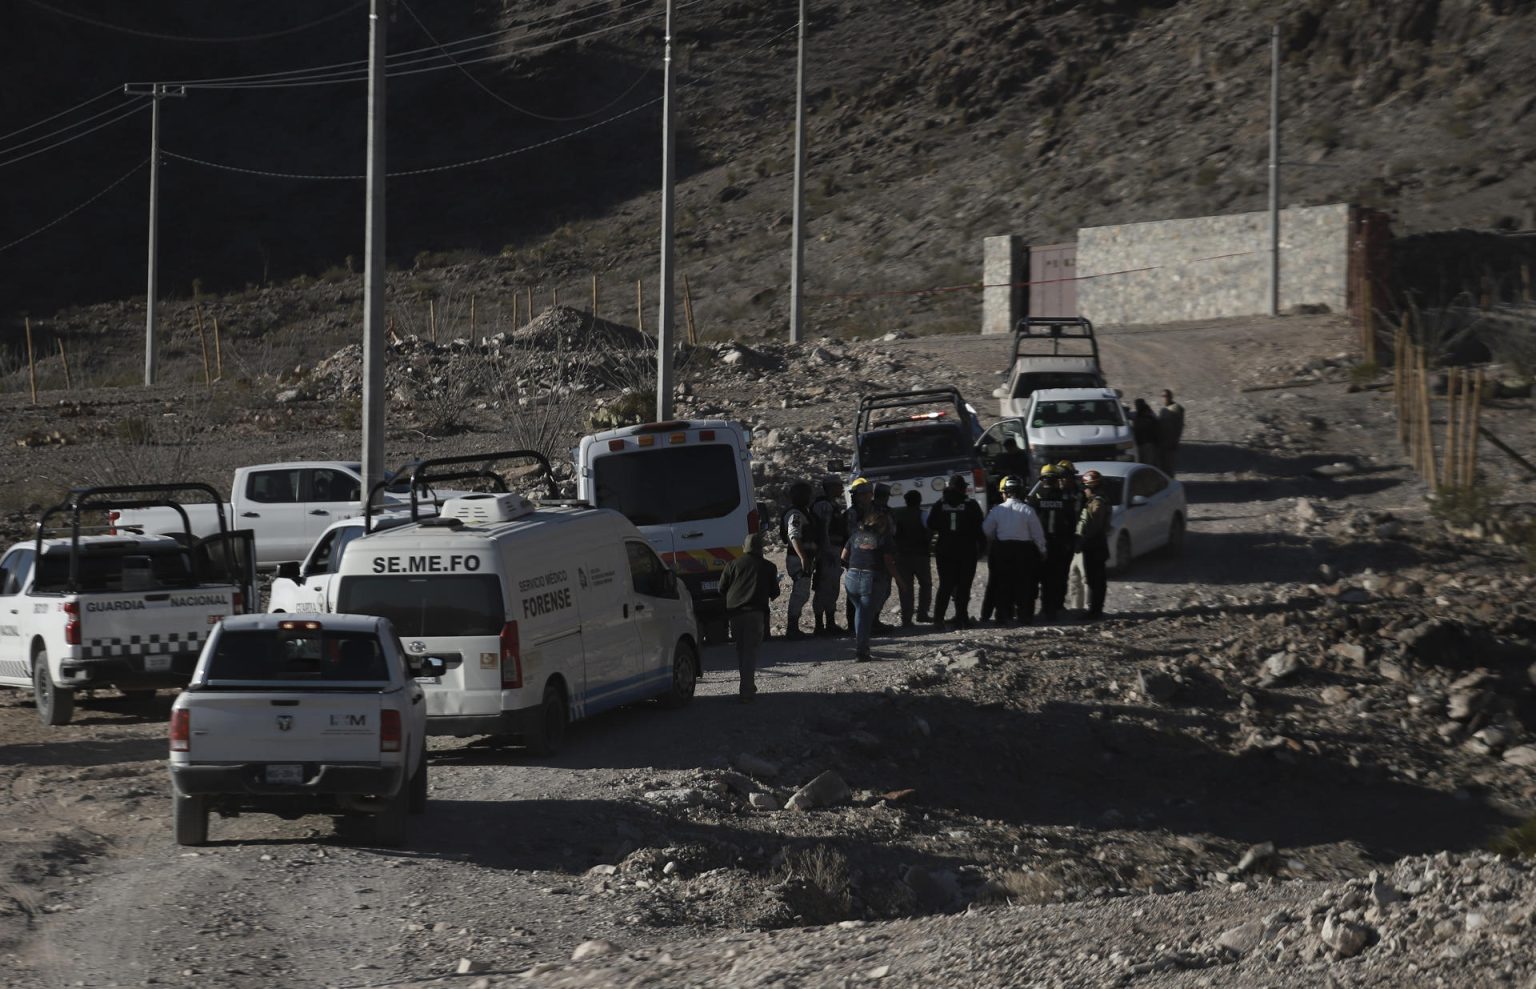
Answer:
[{"left": 3, "top": 314, "right": 1533, "bottom": 988}]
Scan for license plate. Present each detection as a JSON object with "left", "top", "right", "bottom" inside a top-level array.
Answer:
[
  {"left": 702, "top": 580, "right": 719, "bottom": 592},
  {"left": 145, "top": 655, "right": 171, "bottom": 672},
  {"left": 265, "top": 764, "right": 303, "bottom": 785}
]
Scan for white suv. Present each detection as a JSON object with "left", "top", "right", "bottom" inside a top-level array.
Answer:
[{"left": 1023, "top": 387, "right": 1137, "bottom": 475}]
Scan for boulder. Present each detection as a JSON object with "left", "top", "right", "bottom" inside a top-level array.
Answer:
[
  {"left": 786, "top": 770, "right": 852, "bottom": 811},
  {"left": 1502, "top": 744, "right": 1536, "bottom": 769},
  {"left": 1320, "top": 915, "right": 1371, "bottom": 958}
]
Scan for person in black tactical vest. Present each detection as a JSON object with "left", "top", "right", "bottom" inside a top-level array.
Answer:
[
  {"left": 926, "top": 474, "right": 987, "bottom": 629},
  {"left": 809, "top": 476, "right": 847, "bottom": 635},
  {"left": 892, "top": 489, "right": 932, "bottom": 626},
  {"left": 779, "top": 481, "right": 818, "bottom": 640},
  {"left": 1028, "top": 463, "right": 1082, "bottom": 623}
]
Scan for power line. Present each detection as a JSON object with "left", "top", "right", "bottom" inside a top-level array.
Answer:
[
  {"left": 0, "top": 97, "right": 145, "bottom": 159},
  {"left": 0, "top": 101, "right": 149, "bottom": 170},
  {"left": 158, "top": 19, "right": 798, "bottom": 182},
  {"left": 0, "top": 87, "right": 120, "bottom": 145},
  {"left": 397, "top": 0, "right": 652, "bottom": 123},
  {"left": 0, "top": 157, "right": 147, "bottom": 254},
  {"left": 20, "top": 0, "right": 366, "bottom": 44}
]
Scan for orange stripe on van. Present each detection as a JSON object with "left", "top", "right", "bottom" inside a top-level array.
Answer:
[{"left": 661, "top": 547, "right": 742, "bottom": 574}]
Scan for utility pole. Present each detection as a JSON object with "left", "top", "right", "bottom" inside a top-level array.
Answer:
[
  {"left": 788, "top": 0, "right": 808, "bottom": 343},
  {"left": 123, "top": 83, "right": 185, "bottom": 386},
  {"left": 1268, "top": 23, "right": 1281, "bottom": 317},
  {"left": 361, "top": 0, "right": 387, "bottom": 491},
  {"left": 655, "top": 0, "right": 676, "bottom": 421}
]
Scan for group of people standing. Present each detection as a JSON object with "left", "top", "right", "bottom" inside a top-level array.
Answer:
[
  {"left": 769, "top": 463, "right": 1113, "bottom": 663},
  {"left": 1131, "top": 389, "right": 1186, "bottom": 476}
]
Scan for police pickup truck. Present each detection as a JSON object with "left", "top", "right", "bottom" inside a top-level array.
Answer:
[
  {"left": 169, "top": 613, "right": 439, "bottom": 846},
  {"left": 0, "top": 485, "right": 256, "bottom": 725}
]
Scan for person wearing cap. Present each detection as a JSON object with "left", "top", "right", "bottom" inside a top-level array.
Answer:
[
  {"left": 809, "top": 476, "right": 847, "bottom": 635},
  {"left": 1157, "top": 389, "right": 1186, "bottom": 476},
  {"left": 926, "top": 473, "right": 987, "bottom": 629},
  {"left": 841, "top": 511, "right": 899, "bottom": 661},
  {"left": 982, "top": 475, "right": 1047, "bottom": 625},
  {"left": 717, "top": 531, "right": 781, "bottom": 701},
  {"left": 1076, "top": 469, "right": 1112, "bottom": 620},
  {"left": 1028, "top": 463, "right": 1082, "bottom": 623}
]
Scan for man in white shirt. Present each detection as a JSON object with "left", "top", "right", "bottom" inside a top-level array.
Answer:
[{"left": 981, "top": 475, "right": 1048, "bottom": 625}]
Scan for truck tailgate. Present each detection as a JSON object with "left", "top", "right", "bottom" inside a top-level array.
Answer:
[
  {"left": 80, "top": 590, "right": 235, "bottom": 668},
  {"left": 184, "top": 690, "right": 385, "bottom": 763}
]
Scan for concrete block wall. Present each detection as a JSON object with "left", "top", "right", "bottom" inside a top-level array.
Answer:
[
  {"left": 982, "top": 235, "right": 1023, "bottom": 335},
  {"left": 1076, "top": 203, "right": 1351, "bottom": 326}
]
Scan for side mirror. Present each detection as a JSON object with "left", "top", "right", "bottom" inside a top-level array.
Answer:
[
  {"left": 1130, "top": 494, "right": 1149, "bottom": 506},
  {"left": 275, "top": 561, "right": 301, "bottom": 582},
  {"left": 415, "top": 657, "right": 447, "bottom": 679},
  {"left": 992, "top": 386, "right": 1007, "bottom": 398}
]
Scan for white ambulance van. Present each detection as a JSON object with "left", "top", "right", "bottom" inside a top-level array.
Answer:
[
  {"left": 575, "top": 419, "right": 756, "bottom": 638},
  {"left": 329, "top": 492, "right": 699, "bottom": 753}
]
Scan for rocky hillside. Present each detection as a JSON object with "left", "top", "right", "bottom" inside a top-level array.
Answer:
[{"left": 3, "top": 0, "right": 1535, "bottom": 374}]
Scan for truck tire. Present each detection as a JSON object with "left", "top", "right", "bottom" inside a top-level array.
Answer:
[
  {"left": 373, "top": 787, "right": 409, "bottom": 847},
  {"left": 32, "top": 649, "right": 74, "bottom": 726},
  {"left": 528, "top": 681, "right": 567, "bottom": 757},
  {"left": 173, "top": 794, "right": 209, "bottom": 846},
  {"left": 662, "top": 640, "right": 698, "bottom": 708},
  {"left": 408, "top": 747, "right": 429, "bottom": 814}
]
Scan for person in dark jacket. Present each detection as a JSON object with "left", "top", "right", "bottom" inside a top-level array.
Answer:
[
  {"left": 1028, "top": 463, "right": 1082, "bottom": 623},
  {"left": 809, "top": 476, "right": 847, "bottom": 635},
  {"left": 717, "top": 532, "right": 780, "bottom": 701},
  {"left": 1076, "top": 469, "right": 1112, "bottom": 620},
  {"left": 926, "top": 474, "right": 987, "bottom": 629},
  {"left": 1132, "top": 398, "right": 1160, "bottom": 466},
  {"left": 892, "top": 489, "right": 933, "bottom": 626}
]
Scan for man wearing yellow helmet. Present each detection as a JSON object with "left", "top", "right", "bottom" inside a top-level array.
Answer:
[{"left": 1029, "top": 462, "right": 1082, "bottom": 623}]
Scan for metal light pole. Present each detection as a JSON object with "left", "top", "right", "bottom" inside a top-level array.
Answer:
[
  {"left": 1268, "top": 23, "right": 1281, "bottom": 317},
  {"left": 123, "top": 83, "right": 185, "bottom": 386},
  {"left": 788, "top": 0, "right": 807, "bottom": 343},
  {"left": 655, "top": 0, "right": 677, "bottom": 421},
  {"left": 361, "top": 0, "right": 388, "bottom": 490}
]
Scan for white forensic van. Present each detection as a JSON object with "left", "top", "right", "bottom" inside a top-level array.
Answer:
[
  {"left": 576, "top": 419, "right": 756, "bottom": 639},
  {"left": 329, "top": 492, "right": 699, "bottom": 753}
]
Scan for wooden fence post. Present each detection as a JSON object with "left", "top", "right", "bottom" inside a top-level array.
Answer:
[
  {"left": 1468, "top": 371, "right": 1484, "bottom": 486},
  {"left": 470, "top": 295, "right": 477, "bottom": 336},
  {"left": 1442, "top": 369, "right": 1459, "bottom": 489},
  {"left": 682, "top": 274, "right": 698, "bottom": 346},
  {"left": 57, "top": 338, "right": 71, "bottom": 391},
  {"left": 24, "top": 317, "right": 38, "bottom": 404},
  {"left": 635, "top": 279, "right": 645, "bottom": 335},
  {"left": 525, "top": 286, "right": 534, "bottom": 322},
  {"left": 1393, "top": 326, "right": 1406, "bottom": 450},
  {"left": 430, "top": 299, "right": 437, "bottom": 343},
  {"left": 213, "top": 317, "right": 224, "bottom": 379},
  {"left": 1419, "top": 347, "right": 1437, "bottom": 489},
  {"left": 591, "top": 274, "right": 599, "bottom": 325},
  {"left": 194, "top": 303, "right": 212, "bottom": 387},
  {"left": 553, "top": 287, "right": 560, "bottom": 309}
]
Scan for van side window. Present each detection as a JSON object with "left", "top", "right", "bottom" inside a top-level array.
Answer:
[{"left": 625, "top": 541, "right": 674, "bottom": 598}]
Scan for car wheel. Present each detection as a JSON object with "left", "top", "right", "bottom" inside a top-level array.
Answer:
[
  {"left": 32, "top": 649, "right": 74, "bottom": 726},
  {"left": 173, "top": 794, "right": 209, "bottom": 846},
  {"left": 1166, "top": 514, "right": 1185, "bottom": 557},
  {"left": 372, "top": 787, "right": 409, "bottom": 847},
  {"left": 1110, "top": 531, "right": 1133, "bottom": 575},
  {"left": 662, "top": 640, "right": 698, "bottom": 708},
  {"left": 529, "top": 681, "right": 567, "bottom": 756},
  {"left": 408, "top": 747, "right": 428, "bottom": 814}
]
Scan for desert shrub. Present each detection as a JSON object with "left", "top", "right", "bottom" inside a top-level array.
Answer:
[
  {"left": 1430, "top": 481, "right": 1501, "bottom": 528},
  {"left": 1491, "top": 816, "right": 1536, "bottom": 858},
  {"left": 772, "top": 844, "right": 853, "bottom": 923},
  {"left": 997, "top": 868, "right": 1066, "bottom": 904},
  {"left": 1348, "top": 360, "right": 1380, "bottom": 385}
]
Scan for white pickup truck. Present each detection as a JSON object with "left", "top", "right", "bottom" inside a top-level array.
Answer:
[
  {"left": 0, "top": 484, "right": 257, "bottom": 725},
  {"left": 112, "top": 461, "right": 463, "bottom": 568},
  {"left": 168, "top": 613, "right": 441, "bottom": 847}
]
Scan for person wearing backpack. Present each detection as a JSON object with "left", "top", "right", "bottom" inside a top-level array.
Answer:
[
  {"left": 892, "top": 489, "right": 932, "bottom": 626},
  {"left": 780, "top": 481, "right": 818, "bottom": 640},
  {"left": 809, "top": 476, "right": 847, "bottom": 636}
]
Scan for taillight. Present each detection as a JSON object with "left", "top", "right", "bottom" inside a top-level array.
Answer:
[
  {"left": 747, "top": 508, "right": 759, "bottom": 534},
  {"left": 232, "top": 591, "right": 244, "bottom": 615},
  {"left": 63, "top": 601, "right": 80, "bottom": 646},
  {"left": 500, "top": 621, "right": 523, "bottom": 689},
  {"left": 972, "top": 468, "right": 986, "bottom": 492},
  {"left": 379, "top": 709, "right": 401, "bottom": 752},
  {"left": 170, "top": 709, "right": 190, "bottom": 752}
]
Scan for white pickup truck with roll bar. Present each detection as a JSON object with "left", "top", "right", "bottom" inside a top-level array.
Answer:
[
  {"left": 111, "top": 460, "right": 469, "bottom": 569},
  {"left": 0, "top": 483, "right": 257, "bottom": 725},
  {"left": 993, "top": 316, "right": 1108, "bottom": 418}
]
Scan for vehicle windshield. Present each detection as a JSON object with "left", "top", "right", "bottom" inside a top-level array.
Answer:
[
  {"left": 1012, "top": 372, "right": 1103, "bottom": 399},
  {"left": 204, "top": 629, "right": 391, "bottom": 684},
  {"left": 1031, "top": 400, "right": 1124, "bottom": 428},
  {"left": 858, "top": 425, "right": 969, "bottom": 469},
  {"left": 336, "top": 574, "right": 504, "bottom": 637},
  {"left": 35, "top": 547, "right": 197, "bottom": 593},
  {"left": 593, "top": 445, "right": 741, "bottom": 525}
]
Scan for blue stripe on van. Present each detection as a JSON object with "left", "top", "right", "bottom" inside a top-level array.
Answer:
[{"left": 572, "top": 667, "right": 672, "bottom": 719}]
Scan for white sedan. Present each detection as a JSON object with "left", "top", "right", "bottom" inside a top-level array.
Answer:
[{"left": 1072, "top": 461, "right": 1187, "bottom": 572}]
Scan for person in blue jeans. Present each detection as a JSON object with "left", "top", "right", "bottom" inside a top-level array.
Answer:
[{"left": 840, "top": 511, "right": 899, "bottom": 662}]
